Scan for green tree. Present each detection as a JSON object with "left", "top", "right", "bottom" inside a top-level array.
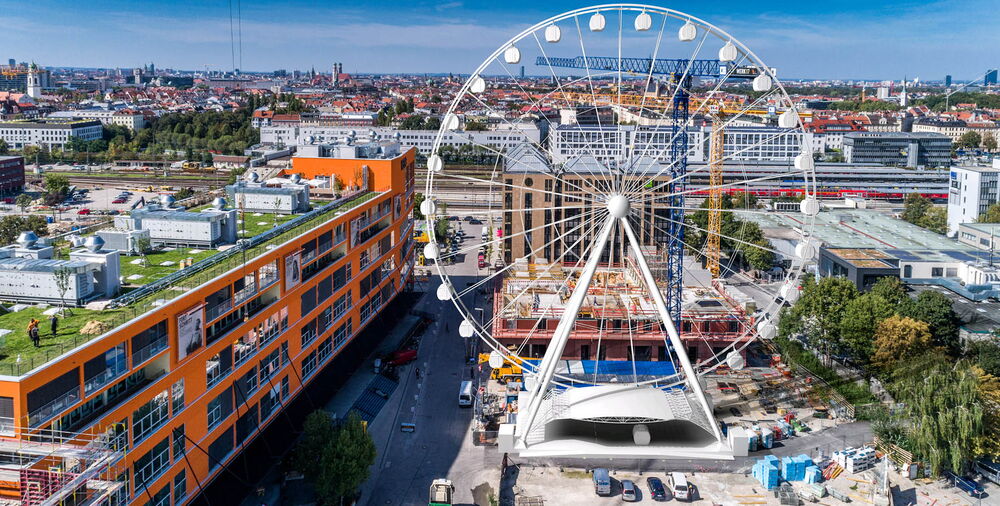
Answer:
[
  {"left": 892, "top": 355, "right": 989, "bottom": 475},
  {"left": 984, "top": 132, "right": 998, "bottom": 152},
  {"left": 0, "top": 215, "right": 48, "bottom": 245},
  {"left": 980, "top": 203, "right": 1000, "bottom": 223},
  {"left": 0, "top": 139, "right": 8, "bottom": 155},
  {"left": 43, "top": 173, "right": 70, "bottom": 200},
  {"left": 413, "top": 193, "right": 426, "bottom": 220},
  {"left": 957, "top": 131, "right": 983, "bottom": 149},
  {"left": 424, "top": 117, "right": 441, "bottom": 130},
  {"left": 898, "top": 290, "right": 960, "bottom": 354},
  {"left": 872, "top": 315, "right": 932, "bottom": 371},
  {"left": 917, "top": 206, "right": 947, "bottom": 234},
  {"left": 398, "top": 115, "right": 425, "bottom": 130},
  {"left": 967, "top": 339, "right": 1000, "bottom": 378},
  {"left": 901, "top": 193, "right": 932, "bottom": 225},
  {"left": 15, "top": 193, "right": 32, "bottom": 214},
  {"left": 839, "top": 293, "right": 895, "bottom": 366},
  {"left": 869, "top": 276, "right": 909, "bottom": 307},
  {"left": 779, "top": 275, "right": 858, "bottom": 364},
  {"left": 465, "top": 119, "right": 488, "bottom": 131},
  {"left": 290, "top": 410, "right": 337, "bottom": 482},
  {"left": 315, "top": 412, "right": 376, "bottom": 505}
]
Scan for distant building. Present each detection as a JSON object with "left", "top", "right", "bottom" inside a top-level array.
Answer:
[
  {"left": 842, "top": 132, "right": 951, "bottom": 168},
  {"left": 261, "top": 123, "right": 542, "bottom": 155},
  {"left": 986, "top": 69, "right": 998, "bottom": 86},
  {"left": 0, "top": 63, "right": 51, "bottom": 93},
  {"left": 945, "top": 75, "right": 953, "bottom": 87},
  {"left": 0, "top": 233, "right": 120, "bottom": 305},
  {"left": 211, "top": 154, "right": 250, "bottom": 171},
  {"left": 0, "top": 155, "right": 25, "bottom": 196},
  {"left": 0, "top": 119, "right": 102, "bottom": 149},
  {"left": 47, "top": 110, "right": 147, "bottom": 130},
  {"left": 947, "top": 164, "right": 1000, "bottom": 235},
  {"left": 957, "top": 223, "right": 1000, "bottom": 252}
]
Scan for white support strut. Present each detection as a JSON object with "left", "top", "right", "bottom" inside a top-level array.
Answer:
[
  {"left": 517, "top": 215, "right": 616, "bottom": 440},
  {"left": 620, "top": 216, "right": 724, "bottom": 442}
]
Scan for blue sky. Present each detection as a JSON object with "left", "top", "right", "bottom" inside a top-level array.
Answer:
[{"left": 0, "top": 0, "right": 996, "bottom": 80}]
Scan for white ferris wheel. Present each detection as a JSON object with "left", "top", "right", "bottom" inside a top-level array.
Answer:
[{"left": 421, "top": 4, "right": 818, "bottom": 459}]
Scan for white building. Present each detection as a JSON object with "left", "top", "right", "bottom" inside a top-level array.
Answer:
[
  {"left": 0, "top": 233, "right": 120, "bottom": 305},
  {"left": 0, "top": 119, "right": 102, "bottom": 149},
  {"left": 548, "top": 125, "right": 810, "bottom": 165},
  {"left": 957, "top": 223, "right": 1000, "bottom": 252},
  {"left": 260, "top": 123, "right": 542, "bottom": 154},
  {"left": 947, "top": 162, "right": 1000, "bottom": 236},
  {"left": 47, "top": 110, "right": 147, "bottom": 130}
]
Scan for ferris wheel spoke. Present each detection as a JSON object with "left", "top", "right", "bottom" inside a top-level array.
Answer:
[
  {"left": 483, "top": 208, "right": 608, "bottom": 344},
  {"left": 433, "top": 171, "right": 606, "bottom": 206},
  {"left": 572, "top": 16, "right": 623, "bottom": 197},
  {"left": 453, "top": 206, "right": 605, "bottom": 299},
  {"left": 435, "top": 205, "right": 601, "bottom": 261}
]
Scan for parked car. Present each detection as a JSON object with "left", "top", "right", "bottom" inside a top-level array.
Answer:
[
  {"left": 77, "top": 208, "right": 91, "bottom": 215},
  {"left": 669, "top": 472, "right": 690, "bottom": 501},
  {"left": 621, "top": 480, "right": 638, "bottom": 502},
  {"left": 646, "top": 477, "right": 668, "bottom": 501},
  {"left": 592, "top": 468, "right": 611, "bottom": 496},
  {"left": 729, "top": 407, "right": 742, "bottom": 417}
]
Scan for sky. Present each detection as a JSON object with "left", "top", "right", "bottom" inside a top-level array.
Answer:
[{"left": 0, "top": 0, "right": 996, "bottom": 81}]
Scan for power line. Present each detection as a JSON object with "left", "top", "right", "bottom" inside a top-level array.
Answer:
[
  {"left": 227, "top": 0, "right": 236, "bottom": 74},
  {"left": 237, "top": 0, "right": 243, "bottom": 72}
]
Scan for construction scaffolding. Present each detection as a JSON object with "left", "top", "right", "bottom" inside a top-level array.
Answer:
[{"left": 0, "top": 426, "right": 126, "bottom": 506}]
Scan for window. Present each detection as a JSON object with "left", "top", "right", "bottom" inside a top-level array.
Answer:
[
  {"left": 173, "top": 470, "right": 187, "bottom": 503},
  {"left": 932, "top": 267, "right": 944, "bottom": 277},
  {"left": 131, "top": 321, "right": 168, "bottom": 365},
  {"left": 318, "top": 338, "right": 332, "bottom": 362},
  {"left": 171, "top": 379, "right": 184, "bottom": 414},
  {"left": 236, "top": 403, "right": 259, "bottom": 442},
  {"left": 133, "top": 437, "right": 170, "bottom": 487},
  {"left": 260, "top": 384, "right": 281, "bottom": 420},
  {"left": 302, "top": 350, "right": 318, "bottom": 378},
  {"left": 205, "top": 347, "right": 233, "bottom": 388},
  {"left": 206, "top": 386, "right": 233, "bottom": 430},
  {"left": 333, "top": 291, "right": 351, "bottom": 319},
  {"left": 234, "top": 335, "right": 256, "bottom": 365},
  {"left": 300, "top": 318, "right": 317, "bottom": 347},
  {"left": 235, "top": 366, "right": 259, "bottom": 402},
  {"left": 317, "top": 275, "right": 332, "bottom": 303},
  {"left": 142, "top": 485, "right": 170, "bottom": 506},
  {"left": 132, "top": 392, "right": 170, "bottom": 444},
  {"left": 259, "top": 348, "right": 281, "bottom": 383},
  {"left": 333, "top": 318, "right": 352, "bottom": 351},
  {"left": 84, "top": 343, "right": 127, "bottom": 395},
  {"left": 207, "top": 427, "right": 234, "bottom": 471},
  {"left": 319, "top": 307, "right": 333, "bottom": 334},
  {"left": 172, "top": 425, "right": 185, "bottom": 462}
]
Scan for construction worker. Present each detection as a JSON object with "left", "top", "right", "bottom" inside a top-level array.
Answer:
[{"left": 49, "top": 314, "right": 58, "bottom": 337}]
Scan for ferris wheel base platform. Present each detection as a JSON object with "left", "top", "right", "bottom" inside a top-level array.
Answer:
[{"left": 501, "top": 385, "right": 739, "bottom": 460}]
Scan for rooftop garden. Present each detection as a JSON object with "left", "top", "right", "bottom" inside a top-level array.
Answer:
[{"left": 0, "top": 191, "right": 379, "bottom": 376}]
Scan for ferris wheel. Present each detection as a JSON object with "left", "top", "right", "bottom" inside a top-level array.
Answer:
[{"left": 421, "top": 4, "right": 817, "bottom": 458}]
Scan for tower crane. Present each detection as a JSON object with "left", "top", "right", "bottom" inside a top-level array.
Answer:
[{"left": 706, "top": 106, "right": 726, "bottom": 278}]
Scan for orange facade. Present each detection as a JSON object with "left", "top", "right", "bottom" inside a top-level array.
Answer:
[{"left": 0, "top": 148, "right": 416, "bottom": 504}]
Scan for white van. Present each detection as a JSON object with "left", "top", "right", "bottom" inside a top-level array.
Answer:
[
  {"left": 592, "top": 468, "right": 611, "bottom": 496},
  {"left": 458, "top": 381, "right": 474, "bottom": 407},
  {"left": 669, "top": 472, "right": 690, "bottom": 501}
]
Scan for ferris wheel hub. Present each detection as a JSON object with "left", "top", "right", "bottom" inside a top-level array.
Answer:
[{"left": 606, "top": 194, "right": 631, "bottom": 218}]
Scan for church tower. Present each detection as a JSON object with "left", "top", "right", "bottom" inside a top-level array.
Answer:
[{"left": 26, "top": 63, "right": 42, "bottom": 99}]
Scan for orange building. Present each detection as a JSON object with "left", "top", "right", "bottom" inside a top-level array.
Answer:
[{"left": 0, "top": 146, "right": 416, "bottom": 504}]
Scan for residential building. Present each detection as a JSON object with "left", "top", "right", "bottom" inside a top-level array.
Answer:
[
  {"left": 842, "top": 132, "right": 951, "bottom": 167},
  {"left": 0, "top": 155, "right": 24, "bottom": 195},
  {"left": 259, "top": 123, "right": 542, "bottom": 154},
  {"left": 947, "top": 163, "right": 1000, "bottom": 235},
  {"left": 0, "top": 119, "right": 102, "bottom": 149},
  {"left": 0, "top": 146, "right": 415, "bottom": 505}
]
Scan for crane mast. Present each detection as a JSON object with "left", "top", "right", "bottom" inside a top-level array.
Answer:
[{"left": 707, "top": 112, "right": 725, "bottom": 278}]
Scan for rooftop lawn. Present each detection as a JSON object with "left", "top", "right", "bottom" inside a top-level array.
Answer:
[
  {"left": 119, "top": 248, "right": 221, "bottom": 284},
  {"left": 0, "top": 306, "right": 127, "bottom": 375},
  {"left": 237, "top": 212, "right": 296, "bottom": 238}
]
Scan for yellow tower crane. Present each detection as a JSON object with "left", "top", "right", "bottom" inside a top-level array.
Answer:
[{"left": 706, "top": 109, "right": 725, "bottom": 278}]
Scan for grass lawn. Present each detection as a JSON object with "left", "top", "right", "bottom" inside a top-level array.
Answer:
[
  {"left": 119, "top": 247, "right": 220, "bottom": 283},
  {"left": 0, "top": 306, "right": 126, "bottom": 374},
  {"left": 237, "top": 212, "right": 296, "bottom": 238}
]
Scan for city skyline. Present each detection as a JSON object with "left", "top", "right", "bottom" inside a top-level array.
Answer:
[{"left": 0, "top": 0, "right": 997, "bottom": 81}]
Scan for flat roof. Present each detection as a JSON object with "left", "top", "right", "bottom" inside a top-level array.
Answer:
[
  {"left": 739, "top": 209, "right": 972, "bottom": 251},
  {"left": 961, "top": 223, "right": 1000, "bottom": 234},
  {"left": 909, "top": 285, "right": 1000, "bottom": 334}
]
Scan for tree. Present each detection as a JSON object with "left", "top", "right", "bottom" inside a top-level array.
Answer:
[
  {"left": 892, "top": 356, "right": 990, "bottom": 475},
  {"left": 134, "top": 236, "right": 151, "bottom": 267},
  {"left": 898, "top": 290, "right": 960, "bottom": 354},
  {"left": 872, "top": 315, "right": 931, "bottom": 371},
  {"left": 53, "top": 266, "right": 73, "bottom": 316},
  {"left": 413, "top": 193, "right": 426, "bottom": 220},
  {"left": 315, "top": 412, "right": 376, "bottom": 505},
  {"left": 839, "top": 293, "right": 895, "bottom": 366},
  {"left": 15, "top": 193, "right": 32, "bottom": 215},
  {"left": 398, "top": 115, "right": 425, "bottom": 130},
  {"left": 901, "top": 193, "right": 931, "bottom": 225},
  {"left": 917, "top": 206, "right": 947, "bottom": 234},
  {"left": 0, "top": 215, "right": 48, "bottom": 245},
  {"left": 984, "top": 132, "right": 998, "bottom": 152},
  {"left": 779, "top": 275, "right": 858, "bottom": 364},
  {"left": 43, "top": 173, "right": 70, "bottom": 201},
  {"left": 957, "top": 131, "right": 983, "bottom": 149},
  {"left": 0, "top": 139, "right": 8, "bottom": 155},
  {"left": 869, "top": 276, "right": 909, "bottom": 307},
  {"left": 465, "top": 119, "right": 488, "bottom": 131},
  {"left": 174, "top": 187, "right": 194, "bottom": 200},
  {"left": 289, "top": 410, "right": 337, "bottom": 482},
  {"left": 967, "top": 339, "right": 1000, "bottom": 378},
  {"left": 424, "top": 117, "right": 441, "bottom": 130},
  {"left": 980, "top": 202, "right": 1000, "bottom": 223},
  {"left": 332, "top": 175, "right": 344, "bottom": 195}
]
